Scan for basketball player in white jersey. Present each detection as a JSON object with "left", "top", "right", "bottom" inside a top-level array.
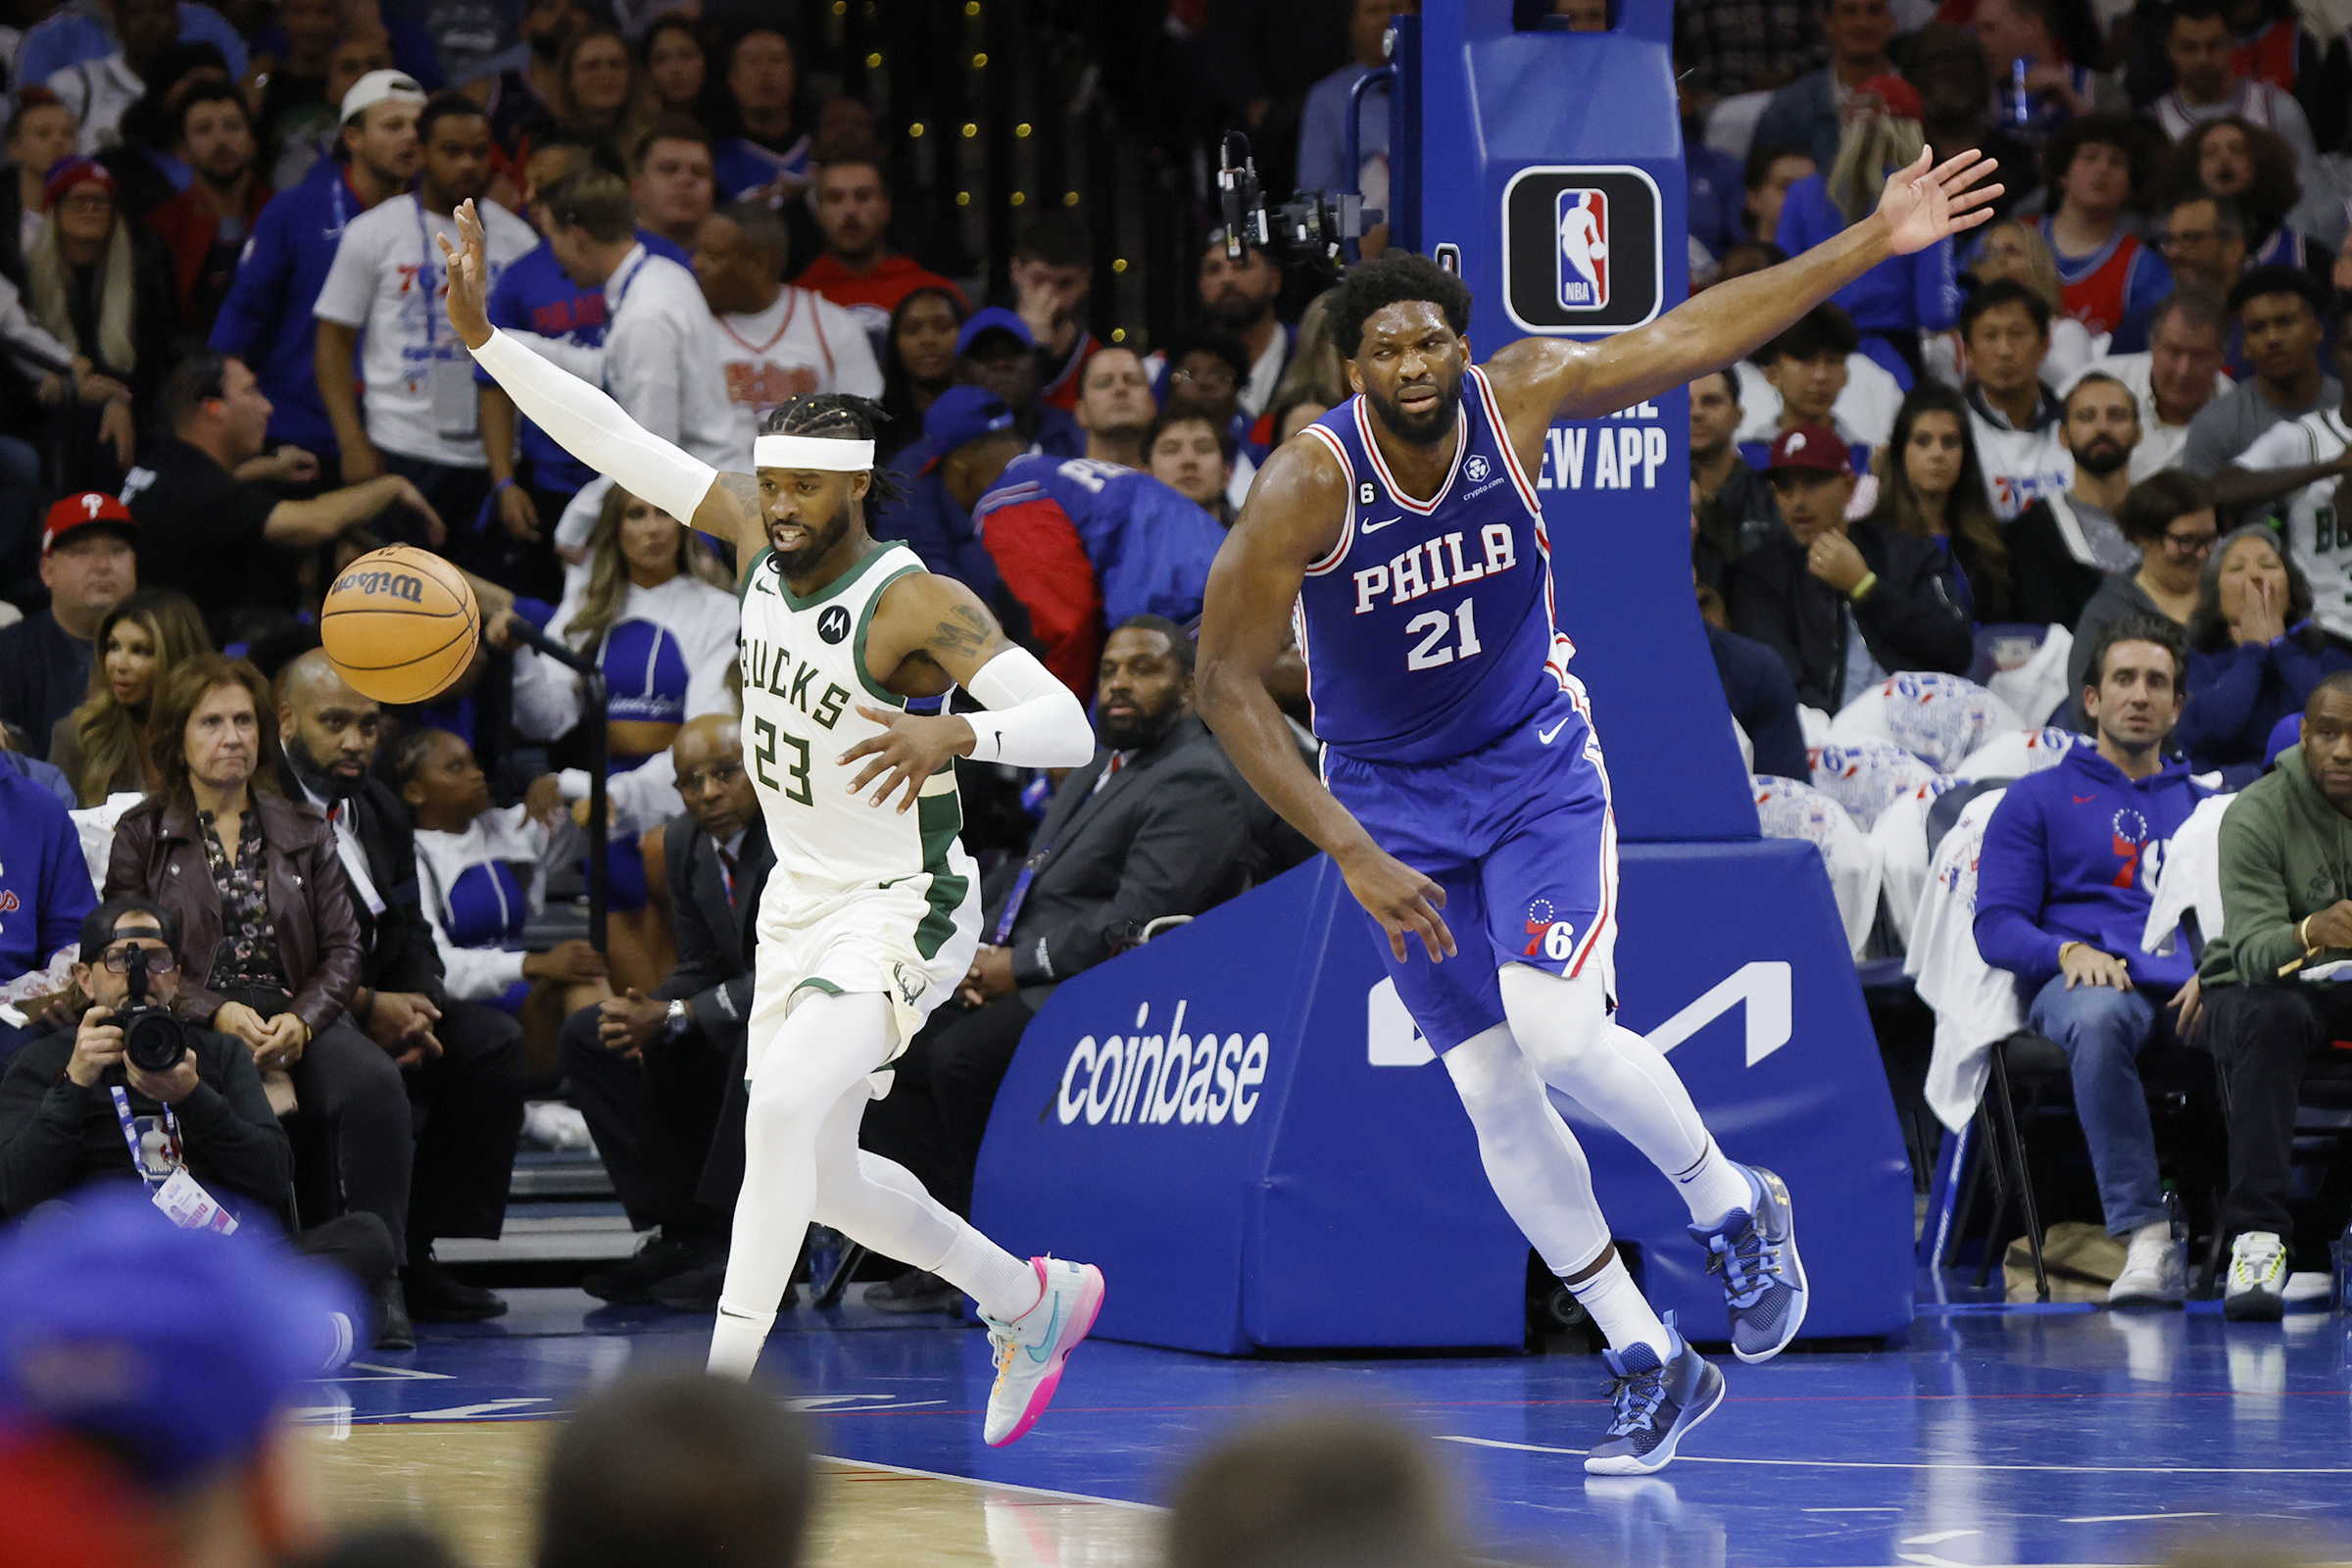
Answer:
[{"left": 437, "top": 201, "right": 1105, "bottom": 1446}]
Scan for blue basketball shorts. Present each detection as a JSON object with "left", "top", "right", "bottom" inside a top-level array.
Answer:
[{"left": 1322, "top": 685, "right": 1618, "bottom": 1054}]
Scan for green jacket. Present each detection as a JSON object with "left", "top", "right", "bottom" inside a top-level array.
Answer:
[{"left": 2199, "top": 747, "right": 2352, "bottom": 989}]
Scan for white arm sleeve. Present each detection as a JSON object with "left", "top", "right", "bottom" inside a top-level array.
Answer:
[
  {"left": 502, "top": 328, "right": 606, "bottom": 383},
  {"left": 470, "top": 327, "right": 718, "bottom": 524},
  {"left": 962, "top": 647, "right": 1096, "bottom": 768}
]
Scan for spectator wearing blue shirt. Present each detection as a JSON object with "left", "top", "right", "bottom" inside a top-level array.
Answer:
[
  {"left": 247, "top": 1, "right": 444, "bottom": 92},
  {"left": 2031, "top": 117, "right": 2173, "bottom": 356},
  {"left": 1749, "top": 0, "right": 1898, "bottom": 171},
  {"left": 1771, "top": 76, "right": 1959, "bottom": 390},
  {"left": 2177, "top": 525, "right": 2352, "bottom": 787},
  {"left": 1296, "top": 0, "right": 1397, "bottom": 203},
  {"left": 955, "top": 306, "right": 1082, "bottom": 460},
  {"left": 1707, "top": 620, "right": 1810, "bottom": 780},
  {"left": 15, "top": 0, "right": 248, "bottom": 92},
  {"left": 207, "top": 70, "right": 425, "bottom": 461},
  {"left": 1974, "top": 615, "right": 2207, "bottom": 1307},
  {"left": 0, "top": 739, "right": 98, "bottom": 1065},
  {"left": 876, "top": 385, "right": 1010, "bottom": 603},
  {"left": 1686, "top": 140, "right": 1747, "bottom": 266}
]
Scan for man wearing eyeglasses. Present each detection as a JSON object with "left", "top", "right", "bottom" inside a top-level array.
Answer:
[{"left": 0, "top": 899, "right": 290, "bottom": 1222}]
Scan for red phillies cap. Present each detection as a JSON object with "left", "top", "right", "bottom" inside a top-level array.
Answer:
[
  {"left": 1765, "top": 424, "right": 1852, "bottom": 477},
  {"left": 1855, "top": 74, "right": 1925, "bottom": 122},
  {"left": 41, "top": 492, "right": 136, "bottom": 556}
]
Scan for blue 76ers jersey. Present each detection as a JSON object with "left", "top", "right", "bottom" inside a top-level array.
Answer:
[{"left": 1294, "top": 367, "right": 1574, "bottom": 764}]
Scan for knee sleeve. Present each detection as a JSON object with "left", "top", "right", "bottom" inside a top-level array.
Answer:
[
  {"left": 1495, "top": 963, "right": 1611, "bottom": 1085},
  {"left": 1443, "top": 1025, "right": 1550, "bottom": 1120}
]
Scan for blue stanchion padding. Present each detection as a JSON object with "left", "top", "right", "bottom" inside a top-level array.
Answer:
[{"left": 973, "top": 837, "right": 1914, "bottom": 1354}]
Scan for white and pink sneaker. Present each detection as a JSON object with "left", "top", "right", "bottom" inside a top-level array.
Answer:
[{"left": 980, "top": 1256, "right": 1104, "bottom": 1446}]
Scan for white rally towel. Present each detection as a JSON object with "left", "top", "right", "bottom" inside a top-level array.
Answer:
[
  {"left": 2142, "top": 792, "right": 2235, "bottom": 956},
  {"left": 1753, "top": 775, "right": 1882, "bottom": 958},
  {"left": 1870, "top": 774, "right": 1964, "bottom": 952},
  {"left": 1953, "top": 724, "right": 2082, "bottom": 782},
  {"left": 1830, "top": 672, "right": 2026, "bottom": 773},
  {"left": 1909, "top": 788, "right": 2030, "bottom": 1130},
  {"left": 1984, "top": 624, "right": 2074, "bottom": 726},
  {"left": 1810, "top": 740, "right": 1941, "bottom": 831}
]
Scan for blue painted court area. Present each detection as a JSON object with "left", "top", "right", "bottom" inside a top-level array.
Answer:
[{"left": 316, "top": 1286, "right": 2352, "bottom": 1566}]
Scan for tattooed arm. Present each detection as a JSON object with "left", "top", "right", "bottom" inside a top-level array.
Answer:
[{"left": 839, "top": 570, "right": 1095, "bottom": 811}]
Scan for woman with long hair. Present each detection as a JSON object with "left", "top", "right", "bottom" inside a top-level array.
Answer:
[
  {"left": 548, "top": 24, "right": 655, "bottom": 153},
  {"left": 48, "top": 588, "right": 211, "bottom": 807},
  {"left": 505, "top": 485, "right": 737, "bottom": 994},
  {"left": 2175, "top": 524, "right": 2351, "bottom": 783},
  {"left": 1869, "top": 386, "right": 2013, "bottom": 622},
  {"left": 1769, "top": 78, "right": 1955, "bottom": 388},
  {"left": 639, "top": 17, "right": 718, "bottom": 125},
  {"left": 876, "top": 285, "right": 967, "bottom": 464},
  {"left": 24, "top": 157, "right": 173, "bottom": 470}
]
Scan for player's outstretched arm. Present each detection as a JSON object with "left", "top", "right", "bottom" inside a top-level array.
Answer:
[
  {"left": 434, "top": 200, "right": 765, "bottom": 570},
  {"left": 839, "top": 570, "right": 1096, "bottom": 812},
  {"left": 1489, "top": 148, "right": 2003, "bottom": 433},
  {"left": 1197, "top": 439, "right": 1456, "bottom": 963}
]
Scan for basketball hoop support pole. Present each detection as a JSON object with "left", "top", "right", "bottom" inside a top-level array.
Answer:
[{"left": 503, "top": 621, "right": 612, "bottom": 955}]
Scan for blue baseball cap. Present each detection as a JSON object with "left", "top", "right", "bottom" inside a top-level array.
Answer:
[
  {"left": 0, "top": 1189, "right": 363, "bottom": 1488},
  {"left": 919, "top": 385, "right": 1018, "bottom": 473},
  {"left": 955, "top": 305, "right": 1035, "bottom": 357}
]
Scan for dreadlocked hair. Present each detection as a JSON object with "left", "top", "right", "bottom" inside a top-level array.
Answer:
[{"left": 761, "top": 394, "right": 906, "bottom": 512}]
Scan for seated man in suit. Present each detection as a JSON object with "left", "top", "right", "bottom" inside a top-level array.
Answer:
[
  {"left": 859, "top": 614, "right": 1259, "bottom": 1311},
  {"left": 274, "top": 649, "right": 529, "bottom": 1346},
  {"left": 562, "top": 714, "right": 771, "bottom": 1312}
]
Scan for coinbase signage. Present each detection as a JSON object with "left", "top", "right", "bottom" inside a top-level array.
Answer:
[{"left": 976, "top": 847, "right": 1914, "bottom": 1357}]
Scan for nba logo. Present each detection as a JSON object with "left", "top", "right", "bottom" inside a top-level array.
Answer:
[{"left": 1555, "top": 189, "right": 1609, "bottom": 310}]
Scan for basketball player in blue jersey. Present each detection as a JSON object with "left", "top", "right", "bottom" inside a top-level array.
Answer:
[{"left": 1198, "top": 147, "right": 2000, "bottom": 1475}]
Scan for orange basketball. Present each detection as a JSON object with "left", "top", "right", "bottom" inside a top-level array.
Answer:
[{"left": 320, "top": 546, "right": 480, "bottom": 705}]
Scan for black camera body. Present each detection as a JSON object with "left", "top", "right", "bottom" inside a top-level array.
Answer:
[
  {"left": 1216, "top": 133, "right": 1380, "bottom": 280},
  {"left": 116, "top": 945, "right": 189, "bottom": 1075}
]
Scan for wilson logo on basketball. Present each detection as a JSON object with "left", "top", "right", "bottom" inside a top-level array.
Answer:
[{"left": 342, "top": 570, "right": 427, "bottom": 603}]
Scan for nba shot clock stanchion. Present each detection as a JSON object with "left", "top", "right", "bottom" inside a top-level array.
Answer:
[{"left": 971, "top": 0, "right": 1914, "bottom": 1354}]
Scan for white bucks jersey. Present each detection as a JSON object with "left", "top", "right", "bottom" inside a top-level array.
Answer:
[
  {"left": 737, "top": 542, "right": 969, "bottom": 914},
  {"left": 2257, "top": 410, "right": 2352, "bottom": 641}
]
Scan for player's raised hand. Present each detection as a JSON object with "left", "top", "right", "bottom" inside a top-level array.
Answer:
[
  {"left": 1875, "top": 147, "right": 2002, "bottom": 256},
  {"left": 1338, "top": 842, "right": 1455, "bottom": 964},
  {"left": 433, "top": 198, "right": 496, "bottom": 351}
]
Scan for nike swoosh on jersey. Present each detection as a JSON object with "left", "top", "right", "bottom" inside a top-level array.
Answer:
[
  {"left": 1359, "top": 515, "right": 1402, "bottom": 533},
  {"left": 1540, "top": 717, "right": 1571, "bottom": 745}
]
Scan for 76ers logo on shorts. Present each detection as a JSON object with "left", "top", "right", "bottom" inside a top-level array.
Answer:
[
  {"left": 817, "top": 605, "right": 852, "bottom": 644},
  {"left": 1555, "top": 190, "right": 1608, "bottom": 310},
  {"left": 1501, "top": 167, "right": 1662, "bottom": 334}
]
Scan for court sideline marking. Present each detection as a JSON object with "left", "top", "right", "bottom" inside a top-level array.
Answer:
[
  {"left": 814, "top": 1452, "right": 1162, "bottom": 1511},
  {"left": 1435, "top": 1435, "right": 2352, "bottom": 1475}
]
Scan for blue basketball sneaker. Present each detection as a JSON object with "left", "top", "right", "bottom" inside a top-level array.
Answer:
[
  {"left": 1584, "top": 1313, "right": 1725, "bottom": 1476},
  {"left": 1690, "top": 1163, "right": 1808, "bottom": 1363}
]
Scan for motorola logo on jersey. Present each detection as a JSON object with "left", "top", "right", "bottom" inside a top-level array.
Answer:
[
  {"left": 1499, "top": 166, "right": 1662, "bottom": 334},
  {"left": 1053, "top": 1000, "right": 1271, "bottom": 1129},
  {"left": 817, "top": 605, "right": 852, "bottom": 644}
]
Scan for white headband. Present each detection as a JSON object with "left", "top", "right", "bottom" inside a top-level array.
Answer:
[{"left": 755, "top": 434, "right": 875, "bottom": 471}]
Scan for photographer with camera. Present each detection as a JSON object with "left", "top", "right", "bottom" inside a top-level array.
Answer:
[{"left": 0, "top": 898, "right": 290, "bottom": 1221}]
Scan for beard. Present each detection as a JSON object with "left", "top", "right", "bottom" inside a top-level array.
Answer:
[
  {"left": 768, "top": 508, "right": 853, "bottom": 574},
  {"left": 1097, "top": 698, "right": 1178, "bottom": 753},
  {"left": 1206, "top": 287, "right": 1264, "bottom": 334},
  {"left": 283, "top": 733, "right": 364, "bottom": 801},
  {"left": 1364, "top": 375, "right": 1461, "bottom": 446},
  {"left": 2073, "top": 437, "right": 2131, "bottom": 477}
]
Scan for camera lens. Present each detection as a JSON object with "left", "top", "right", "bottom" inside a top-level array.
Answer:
[{"left": 122, "top": 1007, "right": 187, "bottom": 1075}]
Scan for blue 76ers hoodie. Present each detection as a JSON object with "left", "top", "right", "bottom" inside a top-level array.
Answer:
[{"left": 1973, "top": 744, "right": 2210, "bottom": 990}]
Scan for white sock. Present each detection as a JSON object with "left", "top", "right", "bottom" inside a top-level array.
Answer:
[
  {"left": 1567, "top": 1253, "right": 1671, "bottom": 1362},
  {"left": 1674, "top": 1139, "right": 1755, "bottom": 1229},
  {"left": 937, "top": 1224, "right": 1042, "bottom": 1323},
  {"left": 707, "top": 1304, "right": 776, "bottom": 1382}
]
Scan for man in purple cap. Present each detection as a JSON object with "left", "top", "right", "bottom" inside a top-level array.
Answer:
[
  {"left": 0, "top": 493, "right": 135, "bottom": 761},
  {"left": 0, "top": 1183, "right": 360, "bottom": 1566},
  {"left": 1728, "top": 422, "right": 1973, "bottom": 710},
  {"left": 955, "top": 306, "right": 1082, "bottom": 461}
]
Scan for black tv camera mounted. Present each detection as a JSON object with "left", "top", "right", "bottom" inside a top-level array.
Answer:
[{"left": 1215, "top": 133, "right": 1381, "bottom": 278}]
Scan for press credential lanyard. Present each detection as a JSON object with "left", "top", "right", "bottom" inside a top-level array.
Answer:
[{"left": 109, "top": 1085, "right": 180, "bottom": 1188}]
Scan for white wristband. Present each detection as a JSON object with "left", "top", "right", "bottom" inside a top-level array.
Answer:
[
  {"left": 470, "top": 329, "right": 719, "bottom": 526},
  {"left": 962, "top": 647, "right": 1095, "bottom": 768}
]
